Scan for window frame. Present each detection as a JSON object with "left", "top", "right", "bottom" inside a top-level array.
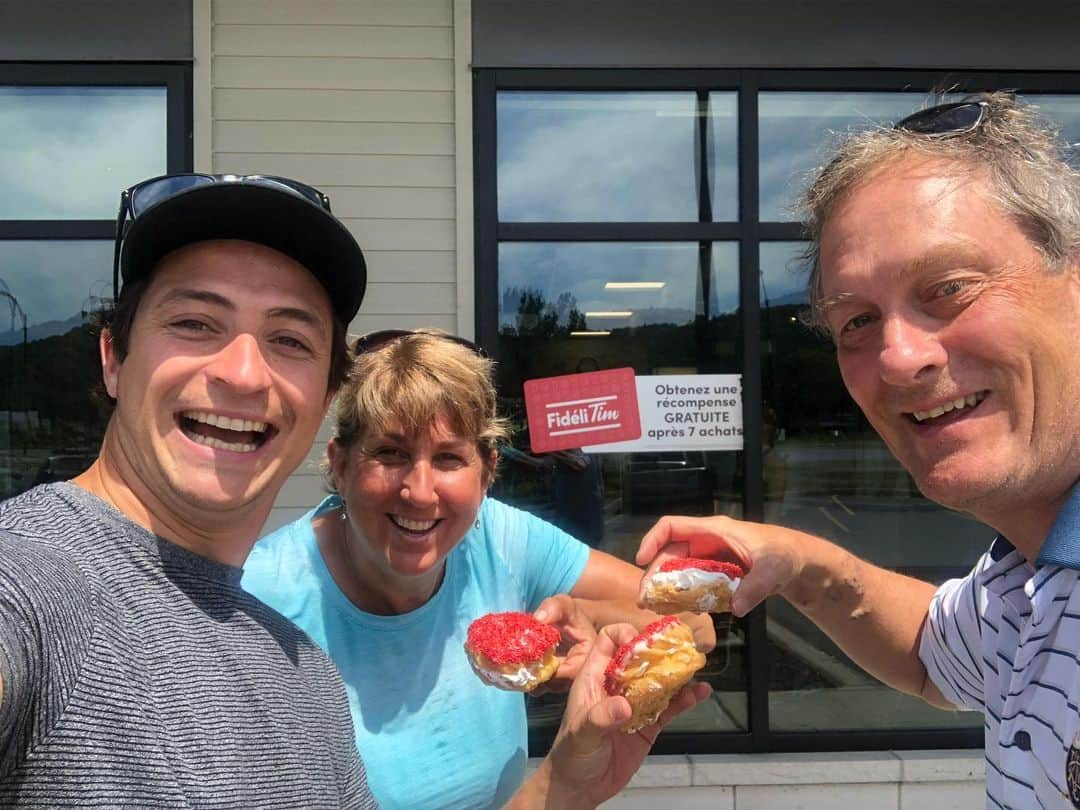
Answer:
[
  {"left": 0, "top": 61, "right": 192, "bottom": 240},
  {"left": 474, "top": 67, "right": 1080, "bottom": 756}
]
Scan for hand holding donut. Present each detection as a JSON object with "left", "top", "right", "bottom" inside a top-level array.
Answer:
[
  {"left": 635, "top": 514, "right": 810, "bottom": 617},
  {"left": 531, "top": 594, "right": 598, "bottom": 694},
  {"left": 510, "top": 623, "right": 711, "bottom": 810}
]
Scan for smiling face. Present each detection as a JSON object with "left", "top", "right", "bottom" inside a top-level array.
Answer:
[
  {"left": 329, "top": 411, "right": 493, "bottom": 593},
  {"left": 819, "top": 156, "right": 1080, "bottom": 530},
  {"left": 100, "top": 239, "right": 335, "bottom": 533}
]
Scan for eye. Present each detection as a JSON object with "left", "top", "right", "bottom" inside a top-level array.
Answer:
[
  {"left": 173, "top": 318, "right": 212, "bottom": 332},
  {"left": 434, "top": 452, "right": 468, "bottom": 470},
  {"left": 933, "top": 278, "right": 967, "bottom": 298},
  {"left": 272, "top": 334, "right": 314, "bottom": 354},
  {"left": 366, "top": 446, "right": 408, "bottom": 465},
  {"left": 840, "top": 312, "right": 876, "bottom": 334}
]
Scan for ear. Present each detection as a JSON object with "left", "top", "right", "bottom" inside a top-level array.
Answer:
[
  {"left": 327, "top": 439, "right": 347, "bottom": 491},
  {"left": 481, "top": 448, "right": 499, "bottom": 491},
  {"left": 101, "top": 328, "right": 121, "bottom": 399}
]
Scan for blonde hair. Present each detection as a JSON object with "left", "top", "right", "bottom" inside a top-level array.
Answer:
[
  {"left": 802, "top": 91, "right": 1080, "bottom": 331},
  {"left": 326, "top": 331, "right": 510, "bottom": 489}
]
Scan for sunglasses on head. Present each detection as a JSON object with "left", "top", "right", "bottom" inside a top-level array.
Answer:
[
  {"left": 893, "top": 100, "right": 990, "bottom": 137},
  {"left": 112, "top": 173, "right": 332, "bottom": 302},
  {"left": 352, "top": 329, "right": 487, "bottom": 358}
]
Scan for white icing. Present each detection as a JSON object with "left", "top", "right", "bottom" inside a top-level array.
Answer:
[
  {"left": 469, "top": 657, "right": 543, "bottom": 691},
  {"left": 648, "top": 569, "right": 740, "bottom": 592}
]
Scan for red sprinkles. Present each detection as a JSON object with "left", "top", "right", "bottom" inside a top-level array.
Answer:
[
  {"left": 466, "top": 612, "right": 560, "bottom": 665},
  {"left": 658, "top": 557, "right": 746, "bottom": 578},
  {"left": 604, "top": 615, "right": 681, "bottom": 695}
]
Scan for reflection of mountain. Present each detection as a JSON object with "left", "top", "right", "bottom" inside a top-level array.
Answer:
[
  {"left": 0, "top": 313, "right": 85, "bottom": 346},
  {"left": 762, "top": 290, "right": 808, "bottom": 308},
  {"left": 626, "top": 307, "right": 695, "bottom": 327}
]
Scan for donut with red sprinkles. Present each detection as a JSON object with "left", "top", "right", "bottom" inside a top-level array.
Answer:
[
  {"left": 603, "top": 616, "right": 705, "bottom": 732},
  {"left": 659, "top": 558, "right": 747, "bottom": 578},
  {"left": 642, "top": 556, "right": 746, "bottom": 614},
  {"left": 604, "top": 616, "right": 680, "bottom": 695},
  {"left": 465, "top": 612, "right": 561, "bottom": 692}
]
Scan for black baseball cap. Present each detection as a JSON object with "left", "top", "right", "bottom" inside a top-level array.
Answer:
[{"left": 115, "top": 174, "right": 367, "bottom": 324}]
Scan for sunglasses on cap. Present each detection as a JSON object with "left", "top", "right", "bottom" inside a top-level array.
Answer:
[
  {"left": 111, "top": 173, "right": 332, "bottom": 302},
  {"left": 352, "top": 329, "right": 487, "bottom": 358},
  {"left": 893, "top": 100, "right": 990, "bottom": 137}
]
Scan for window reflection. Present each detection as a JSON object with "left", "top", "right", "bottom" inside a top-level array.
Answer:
[
  {"left": 1026, "top": 94, "right": 1080, "bottom": 145},
  {"left": 497, "top": 241, "right": 748, "bottom": 733},
  {"left": 0, "top": 242, "right": 111, "bottom": 497},
  {"left": 498, "top": 92, "right": 737, "bottom": 222},
  {"left": 0, "top": 86, "right": 167, "bottom": 220},
  {"left": 759, "top": 241, "right": 984, "bottom": 732},
  {"left": 759, "top": 92, "right": 931, "bottom": 221}
]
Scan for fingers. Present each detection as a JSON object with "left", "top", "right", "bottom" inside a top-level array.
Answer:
[
  {"left": 636, "top": 515, "right": 747, "bottom": 567},
  {"left": 533, "top": 594, "right": 570, "bottom": 625},
  {"left": 729, "top": 554, "right": 795, "bottom": 617}
]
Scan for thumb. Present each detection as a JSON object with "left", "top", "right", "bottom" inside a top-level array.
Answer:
[{"left": 730, "top": 555, "right": 793, "bottom": 617}]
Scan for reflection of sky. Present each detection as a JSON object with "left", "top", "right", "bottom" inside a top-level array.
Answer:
[
  {"left": 759, "top": 92, "right": 928, "bottom": 221},
  {"left": 760, "top": 92, "right": 1080, "bottom": 222},
  {"left": 499, "top": 241, "right": 739, "bottom": 329},
  {"left": 0, "top": 242, "right": 112, "bottom": 332},
  {"left": 0, "top": 87, "right": 167, "bottom": 220},
  {"left": 760, "top": 242, "right": 810, "bottom": 307},
  {"left": 498, "top": 91, "right": 737, "bottom": 222}
]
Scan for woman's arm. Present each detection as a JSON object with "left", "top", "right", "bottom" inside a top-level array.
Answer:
[{"left": 566, "top": 550, "right": 717, "bottom": 652}]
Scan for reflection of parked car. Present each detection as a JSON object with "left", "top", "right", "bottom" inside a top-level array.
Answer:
[
  {"left": 33, "top": 452, "right": 96, "bottom": 486},
  {"left": 622, "top": 451, "right": 712, "bottom": 513}
]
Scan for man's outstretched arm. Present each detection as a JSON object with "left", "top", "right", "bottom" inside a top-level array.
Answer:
[{"left": 636, "top": 515, "right": 953, "bottom": 708}]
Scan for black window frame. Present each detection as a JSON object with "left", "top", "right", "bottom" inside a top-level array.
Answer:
[
  {"left": 474, "top": 67, "right": 1080, "bottom": 756},
  {"left": 0, "top": 61, "right": 192, "bottom": 241}
]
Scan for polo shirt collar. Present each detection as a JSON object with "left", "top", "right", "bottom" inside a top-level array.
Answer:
[{"left": 1035, "top": 481, "right": 1080, "bottom": 570}]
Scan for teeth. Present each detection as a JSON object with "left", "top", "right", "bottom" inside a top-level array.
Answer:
[
  {"left": 183, "top": 411, "right": 268, "bottom": 434},
  {"left": 912, "top": 392, "right": 986, "bottom": 423},
  {"left": 188, "top": 432, "right": 258, "bottom": 453},
  {"left": 392, "top": 515, "right": 437, "bottom": 532}
]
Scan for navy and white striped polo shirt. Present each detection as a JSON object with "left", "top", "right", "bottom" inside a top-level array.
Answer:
[{"left": 920, "top": 483, "right": 1080, "bottom": 808}]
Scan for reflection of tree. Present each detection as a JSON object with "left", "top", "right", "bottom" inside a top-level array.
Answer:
[{"left": 500, "top": 286, "right": 585, "bottom": 336}]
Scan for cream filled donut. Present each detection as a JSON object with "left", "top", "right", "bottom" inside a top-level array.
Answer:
[
  {"left": 465, "top": 612, "right": 560, "bottom": 692},
  {"left": 603, "top": 616, "right": 706, "bottom": 733},
  {"left": 641, "top": 557, "right": 746, "bottom": 614}
]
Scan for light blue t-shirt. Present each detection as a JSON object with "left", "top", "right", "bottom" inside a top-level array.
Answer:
[{"left": 242, "top": 496, "right": 590, "bottom": 810}]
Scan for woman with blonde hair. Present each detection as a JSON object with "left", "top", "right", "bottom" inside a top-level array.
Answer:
[{"left": 242, "top": 330, "right": 710, "bottom": 810}]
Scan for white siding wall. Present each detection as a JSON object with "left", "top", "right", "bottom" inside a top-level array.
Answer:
[{"left": 199, "top": 0, "right": 465, "bottom": 529}]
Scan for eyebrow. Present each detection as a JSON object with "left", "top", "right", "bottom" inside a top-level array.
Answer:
[
  {"left": 154, "top": 289, "right": 329, "bottom": 337},
  {"left": 818, "top": 243, "right": 984, "bottom": 317}
]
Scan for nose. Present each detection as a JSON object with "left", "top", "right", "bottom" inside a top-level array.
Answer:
[
  {"left": 878, "top": 314, "right": 947, "bottom": 387},
  {"left": 206, "top": 333, "right": 273, "bottom": 394},
  {"left": 401, "top": 460, "right": 438, "bottom": 508}
]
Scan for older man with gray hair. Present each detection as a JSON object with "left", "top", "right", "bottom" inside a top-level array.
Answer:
[{"left": 638, "top": 92, "right": 1080, "bottom": 807}]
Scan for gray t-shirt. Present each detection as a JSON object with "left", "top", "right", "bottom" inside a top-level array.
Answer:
[{"left": 0, "top": 483, "right": 378, "bottom": 808}]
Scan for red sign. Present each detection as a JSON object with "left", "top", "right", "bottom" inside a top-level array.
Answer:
[{"left": 524, "top": 367, "right": 641, "bottom": 453}]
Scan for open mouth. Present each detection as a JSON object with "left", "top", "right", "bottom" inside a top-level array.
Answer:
[
  {"left": 908, "top": 391, "right": 987, "bottom": 425},
  {"left": 179, "top": 410, "right": 273, "bottom": 453},
  {"left": 388, "top": 514, "right": 441, "bottom": 535}
]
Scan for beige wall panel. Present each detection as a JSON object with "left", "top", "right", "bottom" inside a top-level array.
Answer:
[
  {"left": 214, "top": 56, "right": 453, "bottom": 91},
  {"left": 215, "top": 24, "right": 453, "bottom": 59},
  {"left": 214, "top": 120, "right": 453, "bottom": 155},
  {"left": 363, "top": 251, "right": 455, "bottom": 283},
  {"left": 215, "top": 0, "right": 452, "bottom": 27},
  {"left": 343, "top": 218, "right": 455, "bottom": 252},
  {"left": 275, "top": 472, "right": 331, "bottom": 508},
  {"left": 214, "top": 89, "right": 454, "bottom": 123},
  {"left": 325, "top": 187, "right": 454, "bottom": 220},
  {"left": 360, "top": 281, "right": 455, "bottom": 314},
  {"left": 213, "top": 154, "right": 455, "bottom": 187},
  {"left": 349, "top": 312, "right": 458, "bottom": 333}
]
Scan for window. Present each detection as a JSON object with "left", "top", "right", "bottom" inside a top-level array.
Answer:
[
  {"left": 0, "top": 64, "right": 190, "bottom": 497},
  {"left": 476, "top": 69, "right": 1080, "bottom": 754}
]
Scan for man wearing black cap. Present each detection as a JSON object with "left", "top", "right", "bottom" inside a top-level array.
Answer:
[
  {"left": 0, "top": 174, "right": 379, "bottom": 808},
  {"left": 0, "top": 173, "right": 705, "bottom": 809}
]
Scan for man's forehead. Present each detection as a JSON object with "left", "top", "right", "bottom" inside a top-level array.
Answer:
[{"left": 144, "top": 240, "right": 334, "bottom": 322}]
